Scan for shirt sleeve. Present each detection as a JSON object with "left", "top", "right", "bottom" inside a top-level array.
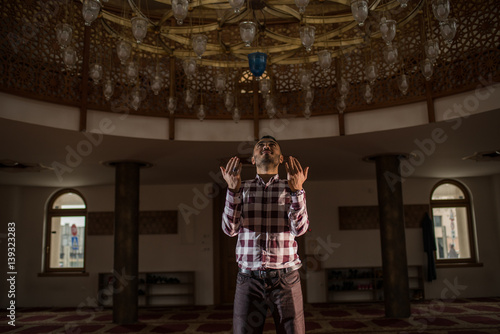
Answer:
[
  {"left": 221, "top": 188, "right": 243, "bottom": 237},
  {"left": 288, "top": 190, "right": 309, "bottom": 236}
]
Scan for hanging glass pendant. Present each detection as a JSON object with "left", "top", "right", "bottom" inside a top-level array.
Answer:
[
  {"left": 239, "top": 21, "right": 257, "bottom": 47},
  {"left": 224, "top": 91, "right": 234, "bottom": 111},
  {"left": 432, "top": 0, "right": 450, "bottom": 22},
  {"left": 303, "top": 104, "right": 311, "bottom": 119},
  {"left": 383, "top": 44, "right": 399, "bottom": 67},
  {"left": 233, "top": 107, "right": 241, "bottom": 123},
  {"left": 215, "top": 74, "right": 226, "bottom": 94},
  {"left": 265, "top": 95, "right": 276, "bottom": 118},
  {"left": 299, "top": 69, "right": 312, "bottom": 89},
  {"left": 397, "top": 74, "right": 409, "bottom": 95},
  {"left": 125, "top": 60, "right": 138, "bottom": 82},
  {"left": 56, "top": 23, "right": 73, "bottom": 49},
  {"left": 62, "top": 46, "right": 78, "bottom": 69},
  {"left": 299, "top": 25, "right": 316, "bottom": 52},
  {"left": 197, "top": 104, "right": 206, "bottom": 121},
  {"left": 82, "top": 0, "right": 101, "bottom": 26},
  {"left": 317, "top": 50, "right": 332, "bottom": 71},
  {"left": 131, "top": 17, "right": 148, "bottom": 44},
  {"left": 304, "top": 88, "right": 314, "bottom": 105},
  {"left": 172, "top": 0, "right": 189, "bottom": 25},
  {"left": 336, "top": 97, "right": 346, "bottom": 114},
  {"left": 259, "top": 78, "right": 271, "bottom": 96},
  {"left": 338, "top": 77, "right": 349, "bottom": 97},
  {"left": 248, "top": 52, "right": 267, "bottom": 79},
  {"left": 440, "top": 18, "right": 457, "bottom": 44},
  {"left": 379, "top": 17, "right": 397, "bottom": 45},
  {"left": 103, "top": 79, "right": 114, "bottom": 100},
  {"left": 421, "top": 59, "right": 434, "bottom": 81},
  {"left": 182, "top": 58, "right": 197, "bottom": 77},
  {"left": 267, "top": 105, "right": 277, "bottom": 118},
  {"left": 150, "top": 75, "right": 162, "bottom": 95},
  {"left": 295, "top": 0, "right": 310, "bottom": 14},
  {"left": 185, "top": 89, "right": 196, "bottom": 108},
  {"left": 398, "top": 0, "right": 409, "bottom": 8},
  {"left": 365, "top": 62, "right": 378, "bottom": 84},
  {"left": 424, "top": 39, "right": 440, "bottom": 63},
  {"left": 228, "top": 0, "right": 245, "bottom": 13},
  {"left": 89, "top": 63, "right": 103, "bottom": 84},
  {"left": 130, "top": 87, "right": 142, "bottom": 111},
  {"left": 192, "top": 34, "right": 208, "bottom": 58},
  {"left": 350, "top": 0, "right": 369, "bottom": 27},
  {"left": 363, "top": 83, "right": 373, "bottom": 104},
  {"left": 116, "top": 40, "right": 132, "bottom": 65},
  {"left": 168, "top": 97, "right": 177, "bottom": 114}
]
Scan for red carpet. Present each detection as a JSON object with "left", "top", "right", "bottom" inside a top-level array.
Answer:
[{"left": 1, "top": 297, "right": 499, "bottom": 333}]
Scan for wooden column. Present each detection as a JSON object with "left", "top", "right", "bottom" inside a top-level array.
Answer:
[
  {"left": 373, "top": 154, "right": 411, "bottom": 318},
  {"left": 111, "top": 161, "right": 146, "bottom": 324}
]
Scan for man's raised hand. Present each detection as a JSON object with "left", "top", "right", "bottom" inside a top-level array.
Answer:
[
  {"left": 220, "top": 156, "right": 242, "bottom": 192},
  {"left": 285, "top": 156, "right": 309, "bottom": 193}
]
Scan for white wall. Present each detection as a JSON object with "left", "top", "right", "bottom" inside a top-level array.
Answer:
[
  {"left": 303, "top": 176, "right": 500, "bottom": 303},
  {"left": 1, "top": 174, "right": 499, "bottom": 308},
  {"left": 0, "top": 183, "right": 214, "bottom": 308}
]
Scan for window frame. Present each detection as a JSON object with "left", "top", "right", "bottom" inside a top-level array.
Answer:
[
  {"left": 44, "top": 188, "right": 88, "bottom": 273},
  {"left": 430, "top": 179, "right": 478, "bottom": 266}
]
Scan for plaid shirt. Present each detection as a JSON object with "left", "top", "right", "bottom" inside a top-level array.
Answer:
[{"left": 222, "top": 174, "right": 309, "bottom": 270}]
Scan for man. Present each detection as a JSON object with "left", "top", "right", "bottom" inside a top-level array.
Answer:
[{"left": 220, "top": 135, "right": 309, "bottom": 334}]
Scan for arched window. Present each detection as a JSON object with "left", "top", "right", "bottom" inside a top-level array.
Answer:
[
  {"left": 430, "top": 180, "right": 477, "bottom": 264},
  {"left": 45, "top": 189, "right": 87, "bottom": 273}
]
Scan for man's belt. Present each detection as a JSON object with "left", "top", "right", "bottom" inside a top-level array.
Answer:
[{"left": 238, "top": 264, "right": 302, "bottom": 279}]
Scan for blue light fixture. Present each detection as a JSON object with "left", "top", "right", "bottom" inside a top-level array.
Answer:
[{"left": 248, "top": 52, "right": 267, "bottom": 79}]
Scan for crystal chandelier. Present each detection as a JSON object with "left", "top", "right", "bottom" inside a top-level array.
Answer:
[
  {"left": 299, "top": 25, "right": 316, "bottom": 52},
  {"left": 228, "top": 0, "right": 245, "bottom": 13},
  {"left": 192, "top": 34, "right": 208, "bottom": 58},
  {"left": 89, "top": 63, "right": 103, "bottom": 84},
  {"left": 55, "top": 23, "right": 73, "bottom": 49},
  {"left": 420, "top": 59, "right": 434, "bottom": 81},
  {"left": 397, "top": 74, "right": 409, "bottom": 95},
  {"left": 224, "top": 92, "right": 235, "bottom": 112},
  {"left": 379, "top": 17, "right": 397, "bottom": 45},
  {"left": 116, "top": 40, "right": 132, "bottom": 65},
  {"left": 168, "top": 97, "right": 177, "bottom": 114},
  {"left": 131, "top": 17, "right": 148, "bottom": 44},
  {"left": 103, "top": 79, "right": 114, "bottom": 100},
  {"left": 172, "top": 0, "right": 189, "bottom": 25},
  {"left": 240, "top": 21, "right": 257, "bottom": 47},
  {"left": 82, "top": 0, "right": 101, "bottom": 26},
  {"left": 317, "top": 50, "right": 332, "bottom": 71},
  {"left": 350, "top": 0, "right": 369, "bottom": 27},
  {"left": 295, "top": 0, "right": 310, "bottom": 14}
]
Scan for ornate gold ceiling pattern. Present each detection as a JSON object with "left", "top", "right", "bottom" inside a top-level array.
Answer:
[{"left": 0, "top": 0, "right": 499, "bottom": 127}]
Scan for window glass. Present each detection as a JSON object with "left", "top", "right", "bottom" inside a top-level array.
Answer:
[
  {"left": 46, "top": 190, "right": 87, "bottom": 272},
  {"left": 431, "top": 183, "right": 465, "bottom": 200},
  {"left": 432, "top": 207, "right": 470, "bottom": 260},
  {"left": 52, "top": 192, "right": 86, "bottom": 209},
  {"left": 49, "top": 216, "right": 86, "bottom": 268},
  {"left": 430, "top": 180, "right": 476, "bottom": 264}
]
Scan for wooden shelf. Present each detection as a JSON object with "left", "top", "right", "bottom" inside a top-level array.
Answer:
[
  {"left": 325, "top": 266, "right": 424, "bottom": 303},
  {"left": 99, "top": 271, "right": 195, "bottom": 307}
]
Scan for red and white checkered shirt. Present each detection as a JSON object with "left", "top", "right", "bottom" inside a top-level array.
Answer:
[{"left": 222, "top": 174, "right": 309, "bottom": 270}]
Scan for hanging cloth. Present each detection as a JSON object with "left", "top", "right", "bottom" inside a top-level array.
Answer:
[{"left": 422, "top": 212, "right": 437, "bottom": 281}]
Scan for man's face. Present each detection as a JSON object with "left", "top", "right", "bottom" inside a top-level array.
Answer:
[{"left": 252, "top": 138, "right": 283, "bottom": 167}]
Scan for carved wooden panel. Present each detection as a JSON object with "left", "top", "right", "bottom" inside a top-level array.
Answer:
[
  {"left": 339, "top": 204, "right": 430, "bottom": 230},
  {"left": 88, "top": 210, "right": 178, "bottom": 235}
]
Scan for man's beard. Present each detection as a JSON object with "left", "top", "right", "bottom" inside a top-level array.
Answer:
[{"left": 255, "top": 153, "right": 280, "bottom": 168}]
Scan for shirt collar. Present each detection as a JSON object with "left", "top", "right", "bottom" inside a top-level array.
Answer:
[{"left": 255, "top": 174, "right": 280, "bottom": 187}]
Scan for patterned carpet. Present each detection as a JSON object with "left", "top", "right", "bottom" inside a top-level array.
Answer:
[{"left": 2, "top": 297, "right": 500, "bottom": 333}]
